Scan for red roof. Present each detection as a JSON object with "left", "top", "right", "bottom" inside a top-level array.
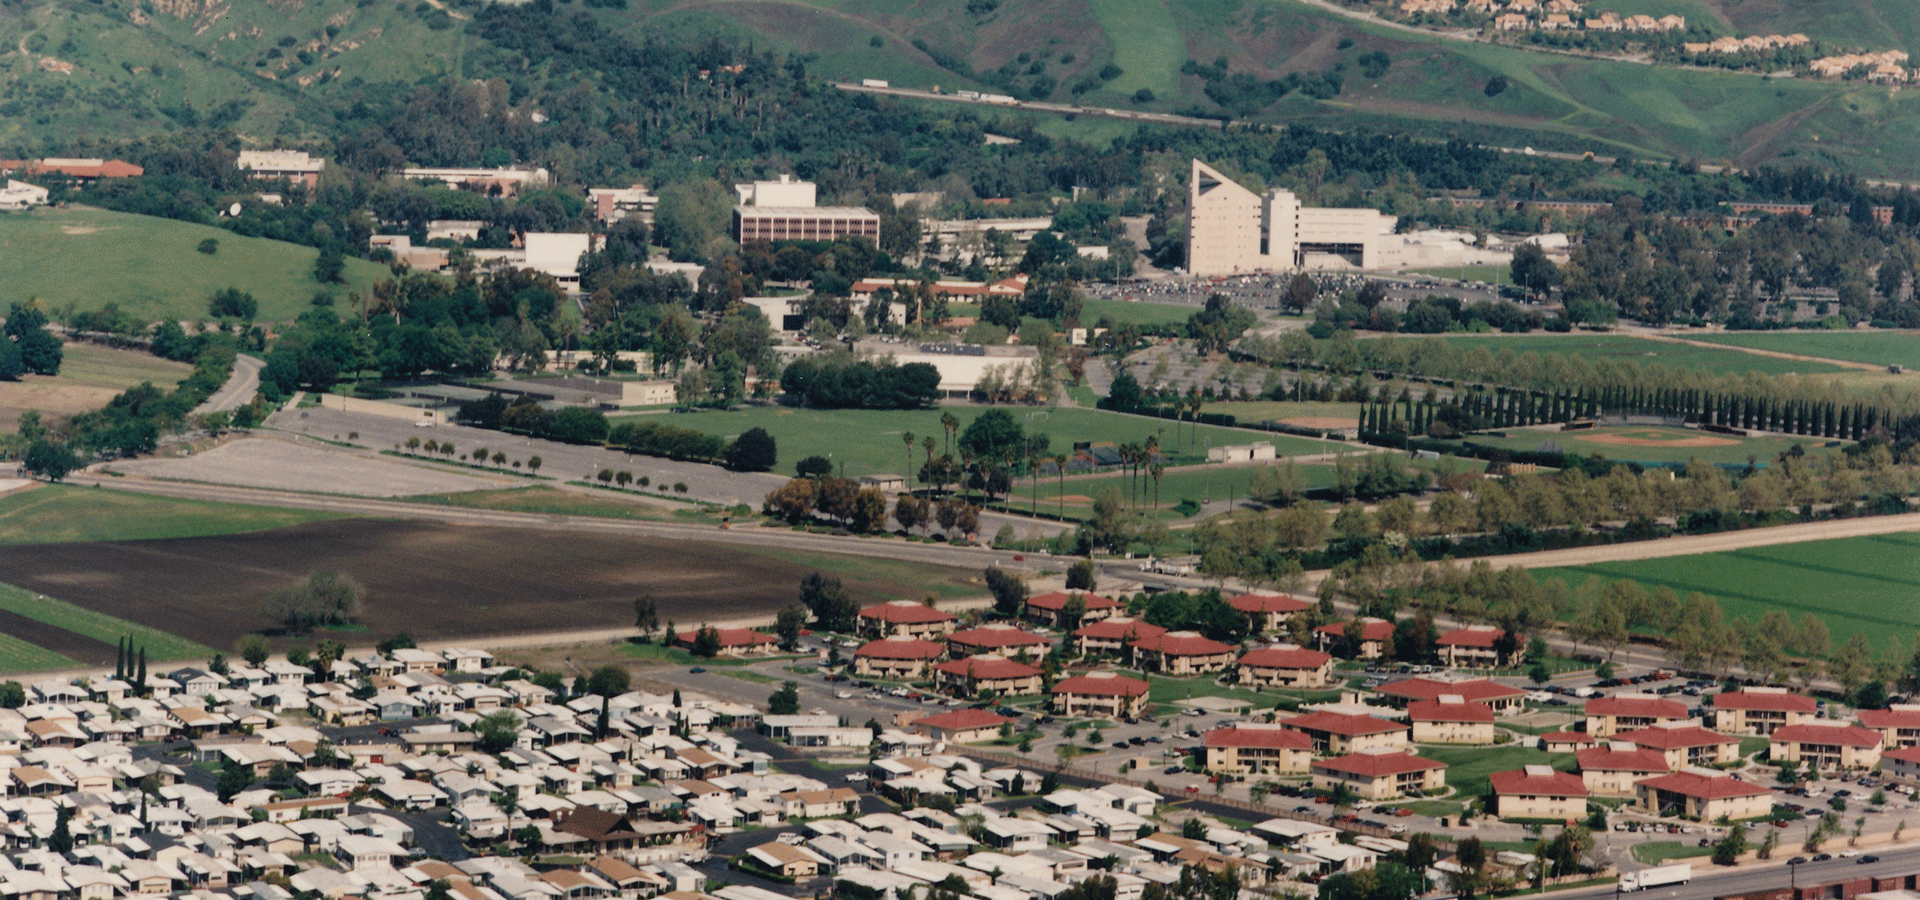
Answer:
[
  {"left": 1204, "top": 726, "right": 1313, "bottom": 750},
  {"left": 1858, "top": 708, "right": 1920, "bottom": 730},
  {"left": 1771, "top": 724, "right": 1883, "bottom": 749},
  {"left": 1575, "top": 746, "right": 1670, "bottom": 773},
  {"left": 1227, "top": 594, "right": 1310, "bottom": 615},
  {"left": 948, "top": 625, "right": 1051, "bottom": 650},
  {"left": 1313, "top": 752, "right": 1443, "bottom": 777},
  {"left": 1027, "top": 591, "right": 1119, "bottom": 612},
  {"left": 1618, "top": 726, "right": 1735, "bottom": 750},
  {"left": 1437, "top": 628, "right": 1511, "bottom": 648},
  {"left": 1051, "top": 672, "right": 1149, "bottom": 697},
  {"left": 1408, "top": 700, "right": 1496, "bottom": 724},
  {"left": 673, "top": 627, "right": 777, "bottom": 648},
  {"left": 1490, "top": 769, "right": 1588, "bottom": 797},
  {"left": 1286, "top": 711, "right": 1409, "bottom": 737},
  {"left": 932, "top": 656, "right": 1042, "bottom": 680},
  {"left": 1130, "top": 631, "right": 1234, "bottom": 657},
  {"left": 1378, "top": 678, "right": 1523, "bottom": 705},
  {"left": 1882, "top": 745, "right": 1920, "bottom": 765},
  {"left": 1074, "top": 618, "right": 1167, "bottom": 642},
  {"left": 1634, "top": 771, "right": 1770, "bottom": 800},
  {"left": 1540, "top": 731, "right": 1597, "bottom": 746},
  {"left": 859, "top": 601, "right": 956, "bottom": 624},
  {"left": 1714, "top": 690, "right": 1818, "bottom": 714},
  {"left": 854, "top": 638, "right": 946, "bottom": 660},
  {"left": 1316, "top": 620, "right": 1395, "bottom": 642},
  {"left": 1238, "top": 646, "right": 1331, "bottom": 670},
  {"left": 914, "top": 708, "right": 1015, "bottom": 731},
  {"left": 1586, "top": 696, "right": 1688, "bottom": 719}
]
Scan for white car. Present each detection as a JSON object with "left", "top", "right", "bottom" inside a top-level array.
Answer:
[
  {"left": 845, "top": 773, "right": 868, "bottom": 783},
  {"left": 1840, "top": 850, "right": 1861, "bottom": 858}
]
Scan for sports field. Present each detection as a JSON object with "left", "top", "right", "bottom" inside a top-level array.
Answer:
[
  {"left": 1685, "top": 332, "right": 1920, "bottom": 369},
  {"left": 0, "top": 207, "right": 390, "bottom": 323},
  {"left": 1534, "top": 531, "right": 1920, "bottom": 649},
  {"left": 634, "top": 406, "right": 1340, "bottom": 477},
  {"left": 1198, "top": 401, "right": 1363, "bottom": 430},
  {"left": 1460, "top": 425, "right": 1842, "bottom": 466},
  {"left": 1426, "top": 334, "right": 1848, "bottom": 376}
]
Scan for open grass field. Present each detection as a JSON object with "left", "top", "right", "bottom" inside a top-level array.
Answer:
[
  {"left": 0, "top": 342, "right": 195, "bottom": 430},
  {"left": 0, "top": 519, "right": 977, "bottom": 658},
  {"left": 0, "top": 632, "right": 78, "bottom": 676},
  {"left": 1080, "top": 298, "right": 1198, "bottom": 329},
  {"left": 0, "top": 207, "right": 391, "bottom": 324},
  {"left": 399, "top": 486, "right": 722, "bottom": 524},
  {"left": 1198, "top": 401, "right": 1363, "bottom": 429},
  {"left": 0, "top": 582, "right": 213, "bottom": 665},
  {"left": 1457, "top": 424, "right": 1843, "bottom": 466},
  {"left": 1631, "top": 841, "right": 1716, "bottom": 864},
  {"left": 1424, "top": 334, "right": 1849, "bottom": 377},
  {"left": 1685, "top": 332, "right": 1920, "bottom": 370},
  {"left": 631, "top": 406, "right": 1340, "bottom": 478},
  {"left": 1533, "top": 531, "right": 1920, "bottom": 650},
  {"left": 0, "top": 484, "right": 344, "bottom": 544}
]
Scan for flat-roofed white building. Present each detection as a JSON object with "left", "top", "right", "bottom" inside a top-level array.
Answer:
[
  {"left": 1185, "top": 159, "right": 1398, "bottom": 275},
  {"left": 733, "top": 174, "right": 879, "bottom": 244},
  {"left": 237, "top": 150, "right": 326, "bottom": 188}
]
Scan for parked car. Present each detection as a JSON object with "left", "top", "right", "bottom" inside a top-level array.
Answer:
[{"left": 1862, "top": 856, "right": 1881, "bottom": 864}]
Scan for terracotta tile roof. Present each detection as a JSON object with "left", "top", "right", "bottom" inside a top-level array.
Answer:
[
  {"left": 1437, "top": 628, "right": 1512, "bottom": 648},
  {"left": 1130, "top": 631, "right": 1234, "bottom": 657},
  {"left": 1378, "top": 677, "right": 1523, "bottom": 705},
  {"left": 1714, "top": 690, "right": 1818, "bottom": 713},
  {"left": 1313, "top": 752, "right": 1443, "bottom": 777},
  {"left": 1237, "top": 646, "right": 1331, "bottom": 670},
  {"left": 1408, "top": 700, "right": 1496, "bottom": 723},
  {"left": 1286, "top": 711, "right": 1409, "bottom": 737},
  {"left": 1074, "top": 618, "right": 1167, "bottom": 642},
  {"left": 1227, "top": 594, "right": 1310, "bottom": 614},
  {"left": 1586, "top": 696, "right": 1688, "bottom": 719},
  {"left": 1051, "top": 672, "right": 1149, "bottom": 697},
  {"left": 1575, "top": 746, "right": 1669, "bottom": 772},
  {"left": 859, "top": 600, "right": 956, "bottom": 624},
  {"left": 1881, "top": 745, "right": 1920, "bottom": 765},
  {"left": 1857, "top": 708, "right": 1920, "bottom": 729},
  {"left": 1618, "top": 726, "right": 1734, "bottom": 750},
  {"left": 914, "top": 708, "right": 1015, "bottom": 731},
  {"left": 931, "top": 656, "right": 1041, "bottom": 680},
  {"left": 1316, "top": 619, "right": 1395, "bottom": 642},
  {"left": 1490, "top": 769, "right": 1587, "bottom": 797},
  {"left": 1771, "top": 724, "right": 1883, "bottom": 748},
  {"left": 948, "top": 625, "right": 1051, "bottom": 650},
  {"left": 1027, "top": 591, "right": 1119, "bottom": 612},
  {"left": 1634, "top": 771, "right": 1770, "bottom": 800},
  {"left": 1204, "top": 726, "right": 1312, "bottom": 750},
  {"left": 1540, "top": 731, "right": 1597, "bottom": 745},
  {"left": 854, "top": 638, "right": 946, "bottom": 660}
]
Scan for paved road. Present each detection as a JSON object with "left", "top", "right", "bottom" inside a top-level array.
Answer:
[
  {"left": 1546, "top": 846, "right": 1920, "bottom": 900},
  {"left": 193, "top": 354, "right": 264, "bottom": 417}
]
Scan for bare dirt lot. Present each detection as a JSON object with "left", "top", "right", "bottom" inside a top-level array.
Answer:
[
  {"left": 0, "top": 519, "right": 972, "bottom": 651},
  {"left": 1582, "top": 429, "right": 1739, "bottom": 449},
  {"left": 113, "top": 438, "right": 515, "bottom": 497}
]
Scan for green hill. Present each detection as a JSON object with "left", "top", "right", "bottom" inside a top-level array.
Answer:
[{"left": 0, "top": 206, "right": 390, "bottom": 323}]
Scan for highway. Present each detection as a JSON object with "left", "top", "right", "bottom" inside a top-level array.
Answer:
[{"left": 1547, "top": 847, "right": 1920, "bottom": 900}]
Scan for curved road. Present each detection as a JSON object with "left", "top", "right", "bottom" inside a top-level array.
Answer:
[{"left": 191, "top": 353, "right": 264, "bottom": 417}]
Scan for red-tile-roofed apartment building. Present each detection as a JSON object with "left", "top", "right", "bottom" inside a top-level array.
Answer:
[
  {"left": 1311, "top": 750, "right": 1446, "bottom": 799},
  {"left": 1615, "top": 724, "right": 1740, "bottom": 769},
  {"left": 946, "top": 624, "right": 1051, "bottom": 659},
  {"left": 1202, "top": 725, "right": 1313, "bottom": 775},
  {"left": 1408, "top": 699, "right": 1496, "bottom": 745},
  {"left": 852, "top": 638, "right": 945, "bottom": 679},
  {"left": 1436, "top": 628, "right": 1521, "bottom": 669},
  {"left": 1024, "top": 592, "right": 1120, "bottom": 628},
  {"left": 1314, "top": 619, "right": 1396, "bottom": 659},
  {"left": 1284, "top": 711, "right": 1409, "bottom": 755},
  {"left": 1584, "top": 695, "right": 1688, "bottom": 737},
  {"left": 1050, "top": 672, "right": 1150, "bottom": 720},
  {"left": 1576, "top": 745, "right": 1671, "bottom": 796},
  {"left": 1712, "top": 688, "right": 1818, "bottom": 735},
  {"left": 1073, "top": 617, "right": 1166, "bottom": 658},
  {"left": 1854, "top": 707, "right": 1920, "bottom": 748},
  {"left": 1634, "top": 771, "right": 1771, "bottom": 821},
  {"left": 672, "top": 627, "right": 780, "bottom": 657},
  {"left": 1376, "top": 677, "right": 1525, "bottom": 714},
  {"left": 1235, "top": 646, "right": 1333, "bottom": 688},
  {"left": 1130, "top": 631, "right": 1235, "bottom": 676},
  {"left": 1490, "top": 766, "right": 1588, "bottom": 820},
  {"left": 1226, "top": 594, "right": 1310, "bottom": 633},
  {"left": 1768, "top": 724, "right": 1884, "bottom": 771},
  {"left": 858, "top": 600, "right": 957, "bottom": 639},
  {"left": 931, "top": 655, "right": 1043, "bottom": 697}
]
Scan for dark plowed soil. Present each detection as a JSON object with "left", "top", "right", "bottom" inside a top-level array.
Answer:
[{"left": 0, "top": 608, "right": 117, "bottom": 665}]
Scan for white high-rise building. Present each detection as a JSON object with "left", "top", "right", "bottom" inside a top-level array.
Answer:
[{"left": 1185, "top": 159, "right": 1399, "bottom": 275}]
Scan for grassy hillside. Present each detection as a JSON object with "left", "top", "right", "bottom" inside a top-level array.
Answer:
[{"left": 0, "top": 206, "right": 389, "bottom": 323}]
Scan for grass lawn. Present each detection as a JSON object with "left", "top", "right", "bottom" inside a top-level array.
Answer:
[
  {"left": 0, "top": 633, "right": 79, "bottom": 675},
  {"left": 1198, "top": 401, "right": 1364, "bottom": 426},
  {"left": 1739, "top": 736, "right": 1770, "bottom": 758},
  {"left": 1632, "top": 841, "right": 1714, "bottom": 864},
  {"left": 56, "top": 342, "right": 196, "bottom": 391},
  {"left": 1456, "top": 425, "right": 1844, "bottom": 467},
  {"left": 0, "top": 484, "right": 344, "bottom": 544},
  {"left": 625, "top": 406, "right": 1340, "bottom": 477},
  {"left": 0, "top": 206, "right": 391, "bottom": 323},
  {"left": 1145, "top": 674, "right": 1341, "bottom": 708},
  {"left": 399, "top": 486, "right": 726, "bottom": 524},
  {"left": 1084, "top": 0, "right": 1182, "bottom": 100},
  {"left": 1686, "top": 332, "right": 1920, "bottom": 369},
  {"left": 0, "top": 581, "right": 214, "bottom": 662},
  {"left": 1421, "top": 744, "right": 1573, "bottom": 800},
  {"left": 1535, "top": 531, "right": 1920, "bottom": 650},
  {"left": 1420, "top": 334, "right": 1848, "bottom": 377},
  {"left": 1080, "top": 297, "right": 1196, "bottom": 329},
  {"left": 615, "top": 641, "right": 768, "bottom": 667}
]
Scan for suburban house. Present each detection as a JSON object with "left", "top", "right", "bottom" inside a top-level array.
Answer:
[
  {"left": 1576, "top": 744, "right": 1671, "bottom": 795},
  {"left": 1615, "top": 724, "right": 1741, "bottom": 769},
  {"left": 1712, "top": 688, "right": 1818, "bottom": 735},
  {"left": 1407, "top": 699, "right": 1496, "bottom": 745},
  {"left": 912, "top": 709, "right": 1016, "bottom": 745},
  {"left": 931, "top": 655, "right": 1043, "bottom": 698},
  {"left": 1634, "top": 770, "right": 1771, "bottom": 821},
  {"left": 1768, "top": 724, "right": 1884, "bottom": 771},
  {"left": 946, "top": 624, "right": 1052, "bottom": 660},
  {"left": 1234, "top": 646, "right": 1333, "bottom": 688},
  {"left": 1128, "top": 632, "right": 1235, "bottom": 676},
  {"left": 1050, "top": 672, "right": 1150, "bottom": 720},
  {"left": 1375, "top": 677, "right": 1525, "bottom": 714},
  {"left": 745, "top": 842, "right": 829, "bottom": 879},
  {"left": 672, "top": 628, "right": 780, "bottom": 657},
  {"left": 1282, "top": 711, "right": 1410, "bottom": 755},
  {"left": 1202, "top": 726, "right": 1313, "bottom": 775},
  {"left": 858, "top": 601, "right": 957, "bottom": 639},
  {"left": 1584, "top": 695, "right": 1689, "bottom": 737},
  {"left": 1226, "top": 594, "right": 1310, "bottom": 633},
  {"left": 1073, "top": 618, "right": 1167, "bottom": 658},
  {"left": 1489, "top": 767, "right": 1588, "bottom": 821},
  {"left": 1310, "top": 751, "right": 1446, "bottom": 800},
  {"left": 852, "top": 639, "right": 946, "bottom": 679},
  {"left": 1855, "top": 707, "right": 1920, "bottom": 748},
  {"left": 1025, "top": 592, "right": 1120, "bottom": 628},
  {"left": 1314, "top": 619, "right": 1395, "bottom": 659},
  {"left": 1435, "top": 628, "right": 1519, "bottom": 669}
]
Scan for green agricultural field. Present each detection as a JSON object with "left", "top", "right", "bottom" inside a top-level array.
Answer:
[
  {"left": 1534, "top": 531, "right": 1920, "bottom": 649},
  {"left": 0, "top": 582, "right": 214, "bottom": 662},
  {"left": 0, "top": 633, "right": 78, "bottom": 675},
  {"left": 1423, "top": 334, "right": 1848, "bottom": 376},
  {"left": 1456, "top": 424, "right": 1841, "bottom": 467},
  {"left": 401, "top": 486, "right": 725, "bottom": 524},
  {"left": 0, "top": 485, "right": 344, "bottom": 544},
  {"left": 0, "top": 207, "right": 390, "bottom": 323},
  {"left": 630, "top": 406, "right": 1339, "bottom": 477},
  {"left": 1686, "top": 332, "right": 1920, "bottom": 369}
]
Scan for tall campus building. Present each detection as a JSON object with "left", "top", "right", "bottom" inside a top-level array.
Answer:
[{"left": 1186, "top": 159, "right": 1399, "bottom": 276}]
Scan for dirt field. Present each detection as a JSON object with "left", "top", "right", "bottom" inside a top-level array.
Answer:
[
  {"left": 0, "top": 519, "right": 972, "bottom": 651},
  {"left": 0, "top": 380, "right": 122, "bottom": 431},
  {"left": 1581, "top": 430, "right": 1739, "bottom": 449},
  {"left": 113, "top": 438, "right": 514, "bottom": 497}
]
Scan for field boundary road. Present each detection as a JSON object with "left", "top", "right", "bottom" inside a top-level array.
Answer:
[{"left": 192, "top": 354, "right": 263, "bottom": 416}]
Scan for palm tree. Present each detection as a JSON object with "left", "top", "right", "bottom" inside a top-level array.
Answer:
[
  {"left": 922, "top": 435, "right": 936, "bottom": 465},
  {"left": 902, "top": 431, "right": 915, "bottom": 483},
  {"left": 1150, "top": 461, "right": 1165, "bottom": 510},
  {"left": 1054, "top": 453, "right": 1069, "bottom": 519},
  {"left": 940, "top": 411, "right": 960, "bottom": 455}
]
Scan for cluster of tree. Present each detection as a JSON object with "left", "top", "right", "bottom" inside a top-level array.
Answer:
[
  {"left": 16, "top": 330, "right": 241, "bottom": 479},
  {"left": 797, "top": 572, "right": 860, "bottom": 633},
  {"left": 1133, "top": 589, "right": 1251, "bottom": 643},
  {"left": 1184, "top": 294, "right": 1259, "bottom": 355},
  {"left": 259, "top": 570, "right": 363, "bottom": 635},
  {"left": 1180, "top": 57, "right": 1348, "bottom": 117},
  {"left": 1314, "top": 291, "right": 1552, "bottom": 337},
  {"left": 778, "top": 353, "right": 941, "bottom": 409},
  {"left": 0, "top": 302, "right": 64, "bottom": 381},
  {"left": 762, "top": 476, "right": 891, "bottom": 532},
  {"left": 454, "top": 395, "right": 611, "bottom": 445}
]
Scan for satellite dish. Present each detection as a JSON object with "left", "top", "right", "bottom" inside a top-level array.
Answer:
[{"left": 229, "top": 202, "right": 243, "bottom": 217}]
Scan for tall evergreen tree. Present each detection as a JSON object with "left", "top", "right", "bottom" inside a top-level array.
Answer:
[{"left": 135, "top": 647, "right": 147, "bottom": 693}]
